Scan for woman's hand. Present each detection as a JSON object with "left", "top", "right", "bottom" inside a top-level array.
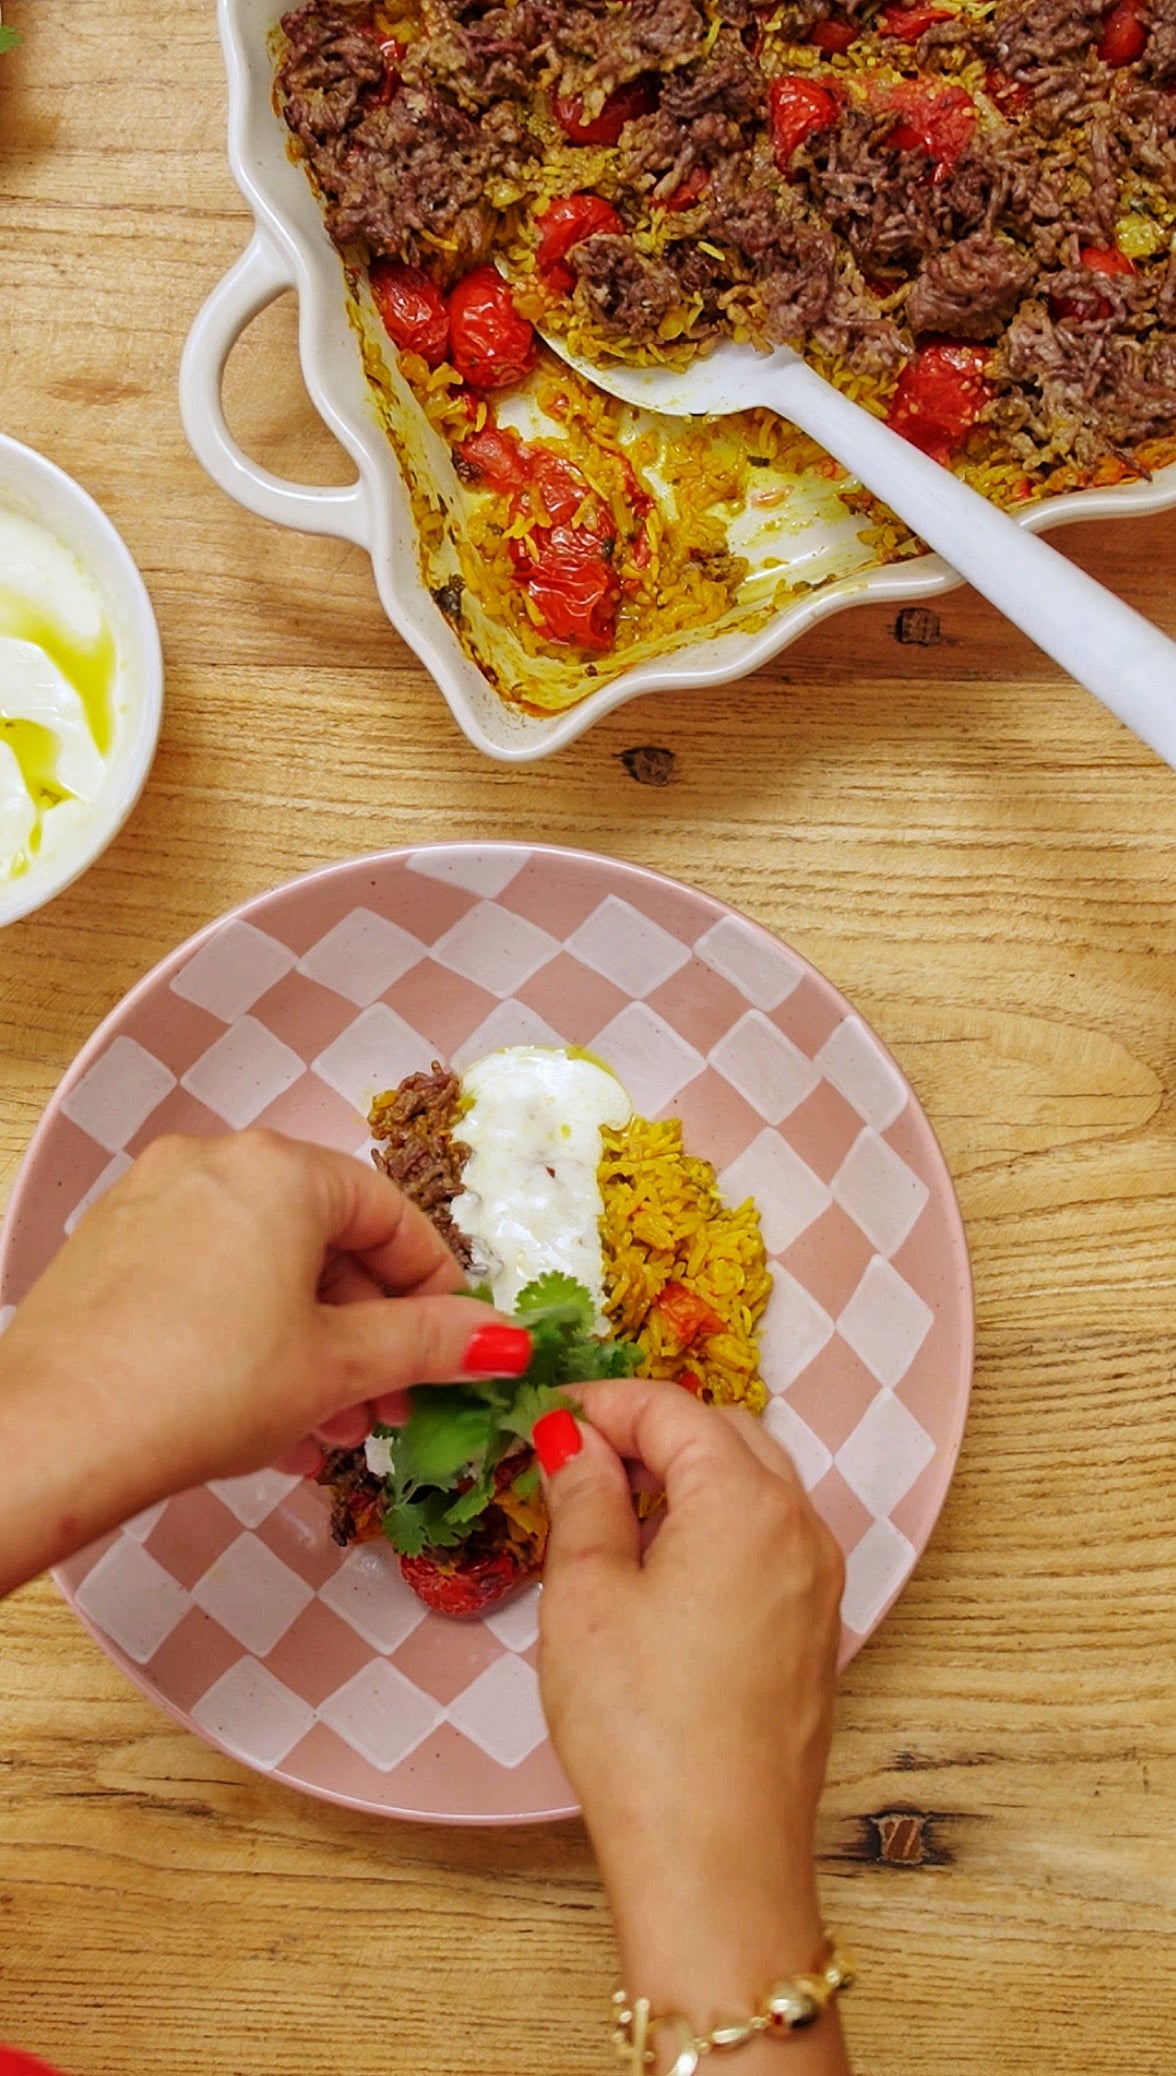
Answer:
[
  {"left": 535, "top": 1381, "right": 849, "bottom": 2074},
  {"left": 0, "top": 1130, "right": 526, "bottom": 1594}
]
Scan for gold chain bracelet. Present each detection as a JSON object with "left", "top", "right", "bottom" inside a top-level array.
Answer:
[{"left": 611, "top": 1936, "right": 854, "bottom": 2073}]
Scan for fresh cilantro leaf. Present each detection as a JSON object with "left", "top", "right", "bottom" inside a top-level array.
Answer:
[
  {"left": 383, "top": 1488, "right": 466, "bottom": 1557},
  {"left": 444, "top": 1467, "right": 500, "bottom": 1527},
  {"left": 497, "top": 1380, "right": 579, "bottom": 1444},
  {"left": 517, "top": 1272, "right": 594, "bottom": 1333},
  {"left": 0, "top": 28, "right": 21, "bottom": 54},
  {"left": 511, "top": 1463, "right": 541, "bottom": 1501},
  {"left": 397, "top": 1387, "right": 496, "bottom": 1488},
  {"left": 465, "top": 1279, "right": 495, "bottom": 1305}
]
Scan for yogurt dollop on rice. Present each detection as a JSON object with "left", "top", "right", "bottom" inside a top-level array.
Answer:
[{"left": 452, "top": 1045, "right": 631, "bottom": 1318}]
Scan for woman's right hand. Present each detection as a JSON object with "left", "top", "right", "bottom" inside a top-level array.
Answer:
[{"left": 534, "top": 1381, "right": 849, "bottom": 2072}]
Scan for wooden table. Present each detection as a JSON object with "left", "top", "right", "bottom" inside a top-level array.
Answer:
[{"left": 2, "top": 4, "right": 1175, "bottom": 2071}]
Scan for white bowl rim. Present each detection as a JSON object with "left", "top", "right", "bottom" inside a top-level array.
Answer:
[{"left": 0, "top": 433, "right": 164, "bottom": 927}]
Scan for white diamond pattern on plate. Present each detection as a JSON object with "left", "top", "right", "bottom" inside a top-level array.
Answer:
[
  {"left": 61, "top": 1038, "right": 176, "bottom": 1153},
  {"left": 720, "top": 1131, "right": 831, "bottom": 1255},
  {"left": 318, "top": 1660, "right": 444, "bottom": 1771},
  {"left": 836, "top": 1393, "right": 936, "bottom": 1518},
  {"left": 446, "top": 1654, "right": 548, "bottom": 1769},
  {"left": 181, "top": 1019, "right": 304, "bottom": 1129},
  {"left": 694, "top": 915, "right": 803, "bottom": 1010},
  {"left": 207, "top": 1470, "right": 301, "bottom": 1530},
  {"left": 297, "top": 909, "right": 426, "bottom": 1005},
  {"left": 814, "top": 1017, "right": 908, "bottom": 1131},
  {"left": 837, "top": 1258, "right": 934, "bottom": 1389},
  {"left": 192, "top": 1658, "right": 316, "bottom": 1771},
  {"left": 565, "top": 896, "right": 691, "bottom": 998},
  {"left": 191, "top": 1533, "right": 313, "bottom": 1657},
  {"left": 592, "top": 1002, "right": 705, "bottom": 1117},
  {"left": 758, "top": 1269, "right": 835, "bottom": 1390},
  {"left": 484, "top": 1584, "right": 542, "bottom": 1653},
  {"left": 831, "top": 1130, "right": 930, "bottom": 1258},
  {"left": 408, "top": 847, "right": 529, "bottom": 897},
  {"left": 319, "top": 1544, "right": 430, "bottom": 1654},
  {"left": 74, "top": 1539, "right": 190, "bottom": 1664},
  {"left": 64, "top": 1152, "right": 133, "bottom": 1235},
  {"left": 762, "top": 1396, "right": 833, "bottom": 1493},
  {"left": 452, "top": 1001, "right": 563, "bottom": 1071},
  {"left": 432, "top": 900, "right": 558, "bottom": 998},
  {"left": 841, "top": 1517, "right": 916, "bottom": 1636},
  {"left": 171, "top": 921, "right": 296, "bottom": 1023},
  {"left": 312, "top": 1003, "right": 436, "bottom": 1110},
  {"left": 710, "top": 1011, "right": 821, "bottom": 1125}
]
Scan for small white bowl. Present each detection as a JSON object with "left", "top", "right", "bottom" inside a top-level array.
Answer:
[{"left": 0, "top": 435, "right": 163, "bottom": 927}]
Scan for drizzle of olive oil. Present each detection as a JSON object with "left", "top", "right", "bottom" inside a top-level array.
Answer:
[
  {"left": 0, "top": 719, "right": 74, "bottom": 875},
  {"left": 0, "top": 588, "right": 116, "bottom": 757}
]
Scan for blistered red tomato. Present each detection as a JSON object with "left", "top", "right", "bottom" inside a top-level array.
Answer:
[
  {"left": 537, "top": 193, "right": 626, "bottom": 292},
  {"left": 369, "top": 260, "right": 450, "bottom": 368},
  {"left": 654, "top": 1281, "right": 728, "bottom": 1343},
  {"left": 447, "top": 266, "right": 535, "bottom": 391},
  {"left": 887, "top": 343, "right": 993, "bottom": 465},
  {"left": 768, "top": 75, "right": 840, "bottom": 167},
  {"left": 1098, "top": 0, "right": 1147, "bottom": 66},
  {"left": 400, "top": 1544, "right": 528, "bottom": 1617},
  {"left": 880, "top": 2, "right": 952, "bottom": 37},
  {"left": 1050, "top": 243, "right": 1137, "bottom": 321},
  {"left": 511, "top": 524, "right": 620, "bottom": 650},
  {"left": 662, "top": 163, "right": 709, "bottom": 212},
  {"left": 809, "top": 15, "right": 859, "bottom": 52},
  {"left": 553, "top": 75, "right": 656, "bottom": 145},
  {"left": 883, "top": 82, "right": 977, "bottom": 175},
  {"left": 457, "top": 423, "right": 531, "bottom": 492}
]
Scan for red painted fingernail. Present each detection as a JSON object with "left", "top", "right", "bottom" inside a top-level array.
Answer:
[
  {"left": 462, "top": 1322, "right": 532, "bottom": 1377},
  {"left": 532, "top": 1407, "right": 583, "bottom": 1477}
]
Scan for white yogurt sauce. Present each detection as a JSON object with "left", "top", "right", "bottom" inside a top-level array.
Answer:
[
  {"left": 451, "top": 1045, "right": 632, "bottom": 1318},
  {"left": 0, "top": 508, "right": 118, "bottom": 883}
]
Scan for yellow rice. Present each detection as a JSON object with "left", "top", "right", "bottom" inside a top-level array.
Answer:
[{"left": 597, "top": 1115, "right": 771, "bottom": 1415}]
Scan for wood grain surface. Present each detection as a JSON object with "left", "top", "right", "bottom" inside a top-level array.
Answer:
[{"left": 1, "top": 5, "right": 1175, "bottom": 2072}]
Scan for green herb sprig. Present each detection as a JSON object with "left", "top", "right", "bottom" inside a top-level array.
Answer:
[
  {"left": 0, "top": 28, "right": 22, "bottom": 54},
  {"left": 377, "top": 1273, "right": 637, "bottom": 1558}
]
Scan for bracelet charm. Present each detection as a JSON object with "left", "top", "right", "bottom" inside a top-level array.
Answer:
[{"left": 611, "top": 1936, "right": 854, "bottom": 2071}]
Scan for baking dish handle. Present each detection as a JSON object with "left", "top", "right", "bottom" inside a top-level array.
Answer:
[{"left": 180, "top": 232, "right": 372, "bottom": 550}]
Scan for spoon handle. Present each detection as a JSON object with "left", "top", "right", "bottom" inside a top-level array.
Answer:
[{"left": 767, "top": 357, "right": 1176, "bottom": 767}]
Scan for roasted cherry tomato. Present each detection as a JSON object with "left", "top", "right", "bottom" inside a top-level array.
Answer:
[
  {"left": 1050, "top": 243, "right": 1137, "bottom": 321},
  {"left": 883, "top": 82, "right": 977, "bottom": 175},
  {"left": 654, "top": 1281, "right": 728, "bottom": 1343},
  {"left": 661, "top": 163, "right": 710, "bottom": 212},
  {"left": 984, "top": 64, "right": 1032, "bottom": 113},
  {"left": 369, "top": 260, "right": 450, "bottom": 368},
  {"left": 880, "top": 2, "right": 952, "bottom": 37},
  {"left": 553, "top": 75, "right": 657, "bottom": 145},
  {"left": 886, "top": 342, "right": 993, "bottom": 465},
  {"left": 511, "top": 524, "right": 620, "bottom": 650},
  {"left": 675, "top": 1368, "right": 704, "bottom": 1395},
  {"left": 400, "top": 1543, "right": 528, "bottom": 1617},
  {"left": 768, "top": 75, "right": 840, "bottom": 168},
  {"left": 537, "top": 193, "right": 626, "bottom": 293},
  {"left": 457, "top": 422, "right": 532, "bottom": 492},
  {"left": 447, "top": 265, "right": 535, "bottom": 391},
  {"left": 1098, "top": 0, "right": 1147, "bottom": 66},
  {"left": 809, "top": 15, "right": 860, "bottom": 51}
]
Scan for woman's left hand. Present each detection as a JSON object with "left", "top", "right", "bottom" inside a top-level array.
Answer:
[{"left": 0, "top": 1130, "right": 523, "bottom": 1592}]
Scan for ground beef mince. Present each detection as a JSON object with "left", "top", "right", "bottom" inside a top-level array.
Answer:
[
  {"left": 276, "top": 0, "right": 1176, "bottom": 490},
  {"left": 368, "top": 1062, "right": 473, "bottom": 1270},
  {"left": 906, "top": 231, "right": 1036, "bottom": 339},
  {"left": 571, "top": 231, "right": 683, "bottom": 336}
]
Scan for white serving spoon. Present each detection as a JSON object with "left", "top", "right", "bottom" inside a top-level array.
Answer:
[{"left": 541, "top": 333, "right": 1176, "bottom": 766}]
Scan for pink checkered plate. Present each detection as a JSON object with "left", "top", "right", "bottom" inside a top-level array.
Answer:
[{"left": 0, "top": 844, "right": 973, "bottom": 1824}]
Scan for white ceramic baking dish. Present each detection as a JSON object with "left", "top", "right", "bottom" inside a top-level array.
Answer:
[{"left": 181, "top": 0, "right": 1176, "bottom": 764}]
